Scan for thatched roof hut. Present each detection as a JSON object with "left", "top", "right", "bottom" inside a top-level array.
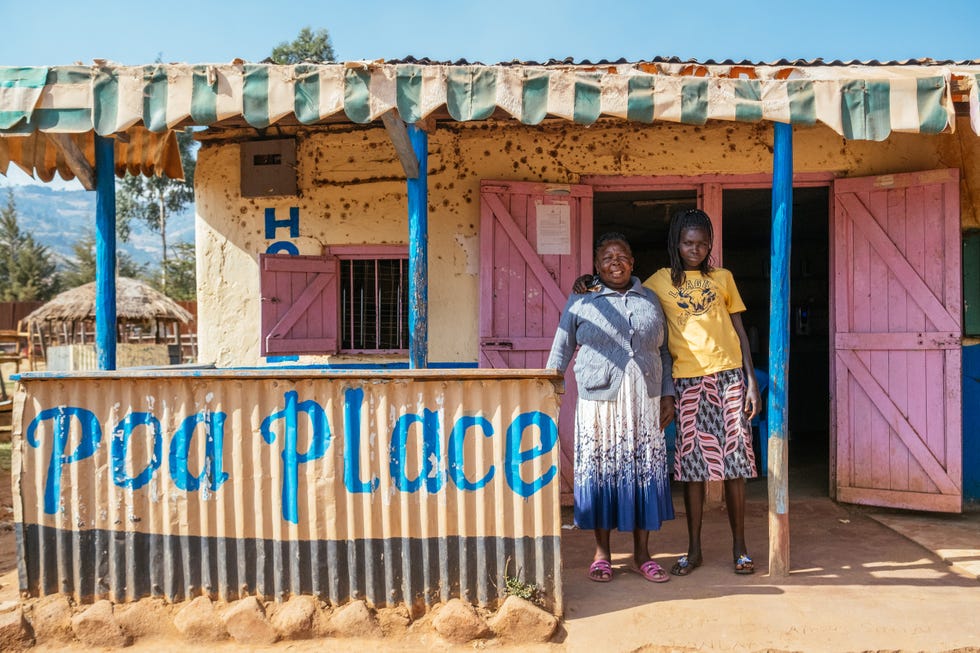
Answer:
[{"left": 24, "top": 277, "right": 193, "bottom": 347}]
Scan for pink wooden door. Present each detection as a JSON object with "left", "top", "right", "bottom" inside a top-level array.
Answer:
[
  {"left": 833, "top": 170, "right": 962, "bottom": 512},
  {"left": 259, "top": 253, "right": 339, "bottom": 355},
  {"left": 479, "top": 180, "right": 594, "bottom": 501}
]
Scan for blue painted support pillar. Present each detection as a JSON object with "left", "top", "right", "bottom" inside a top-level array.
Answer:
[
  {"left": 768, "top": 122, "right": 793, "bottom": 576},
  {"left": 94, "top": 135, "right": 117, "bottom": 370},
  {"left": 407, "top": 125, "right": 428, "bottom": 369}
]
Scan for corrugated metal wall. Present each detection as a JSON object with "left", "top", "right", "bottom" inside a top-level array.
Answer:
[{"left": 12, "top": 369, "right": 564, "bottom": 614}]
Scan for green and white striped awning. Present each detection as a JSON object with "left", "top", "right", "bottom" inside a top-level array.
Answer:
[{"left": 3, "top": 61, "right": 980, "bottom": 180}]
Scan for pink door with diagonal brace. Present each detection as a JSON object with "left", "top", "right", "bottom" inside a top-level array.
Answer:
[
  {"left": 479, "top": 180, "right": 594, "bottom": 502},
  {"left": 833, "top": 170, "right": 962, "bottom": 512}
]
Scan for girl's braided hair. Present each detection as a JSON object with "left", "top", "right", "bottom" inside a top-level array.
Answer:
[{"left": 668, "top": 208, "right": 715, "bottom": 287}]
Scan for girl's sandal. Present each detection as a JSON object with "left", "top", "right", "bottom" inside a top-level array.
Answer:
[
  {"left": 669, "top": 554, "right": 701, "bottom": 576},
  {"left": 588, "top": 559, "right": 614, "bottom": 582},
  {"left": 734, "top": 554, "right": 755, "bottom": 575}
]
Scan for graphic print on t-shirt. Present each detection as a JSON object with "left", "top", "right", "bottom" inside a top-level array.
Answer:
[{"left": 667, "top": 277, "right": 717, "bottom": 326}]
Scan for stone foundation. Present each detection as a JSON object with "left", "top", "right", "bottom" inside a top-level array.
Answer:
[{"left": 0, "top": 594, "right": 558, "bottom": 650}]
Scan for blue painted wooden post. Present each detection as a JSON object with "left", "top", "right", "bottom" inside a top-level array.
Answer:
[
  {"left": 768, "top": 122, "right": 793, "bottom": 575},
  {"left": 94, "top": 135, "right": 117, "bottom": 371},
  {"left": 407, "top": 125, "right": 428, "bottom": 369}
]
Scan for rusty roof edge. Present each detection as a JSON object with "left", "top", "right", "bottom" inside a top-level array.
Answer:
[
  {"left": 385, "top": 55, "right": 980, "bottom": 67},
  {"left": 52, "top": 56, "right": 980, "bottom": 68}
]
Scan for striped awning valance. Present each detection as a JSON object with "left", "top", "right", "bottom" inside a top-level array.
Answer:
[
  {"left": 3, "top": 62, "right": 980, "bottom": 138},
  {"left": 3, "top": 61, "right": 980, "bottom": 181}
]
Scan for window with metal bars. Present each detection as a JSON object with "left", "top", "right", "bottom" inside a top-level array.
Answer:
[{"left": 331, "top": 246, "right": 409, "bottom": 353}]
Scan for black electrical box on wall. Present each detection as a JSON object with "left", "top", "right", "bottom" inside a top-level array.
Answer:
[{"left": 240, "top": 139, "right": 297, "bottom": 197}]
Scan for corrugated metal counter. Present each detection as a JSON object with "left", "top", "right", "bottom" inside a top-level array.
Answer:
[{"left": 11, "top": 368, "right": 565, "bottom": 614}]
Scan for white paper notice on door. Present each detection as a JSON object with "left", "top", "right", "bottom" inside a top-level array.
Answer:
[{"left": 535, "top": 201, "right": 571, "bottom": 255}]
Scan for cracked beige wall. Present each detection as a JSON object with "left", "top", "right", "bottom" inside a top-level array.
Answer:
[{"left": 196, "top": 119, "right": 980, "bottom": 367}]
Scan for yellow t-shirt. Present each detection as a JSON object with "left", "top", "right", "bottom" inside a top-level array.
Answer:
[{"left": 644, "top": 267, "right": 745, "bottom": 379}]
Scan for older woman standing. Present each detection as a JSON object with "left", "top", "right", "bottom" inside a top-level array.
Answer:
[{"left": 547, "top": 232, "right": 676, "bottom": 583}]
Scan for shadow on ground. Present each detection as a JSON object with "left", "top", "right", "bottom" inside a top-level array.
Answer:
[{"left": 561, "top": 463, "right": 980, "bottom": 624}]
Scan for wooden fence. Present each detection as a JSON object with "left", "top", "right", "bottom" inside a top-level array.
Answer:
[{"left": 0, "top": 300, "right": 199, "bottom": 366}]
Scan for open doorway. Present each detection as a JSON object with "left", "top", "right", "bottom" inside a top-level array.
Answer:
[
  {"left": 590, "top": 190, "right": 697, "bottom": 278},
  {"left": 722, "top": 188, "right": 831, "bottom": 491},
  {"left": 593, "top": 186, "right": 831, "bottom": 492}
]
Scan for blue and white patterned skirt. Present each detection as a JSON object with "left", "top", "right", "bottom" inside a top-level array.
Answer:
[{"left": 573, "top": 360, "right": 674, "bottom": 531}]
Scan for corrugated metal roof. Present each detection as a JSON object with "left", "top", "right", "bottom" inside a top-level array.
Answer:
[
  {"left": 2, "top": 60, "right": 980, "bottom": 182},
  {"left": 388, "top": 56, "right": 980, "bottom": 67},
  {"left": 0, "top": 127, "right": 182, "bottom": 185}
]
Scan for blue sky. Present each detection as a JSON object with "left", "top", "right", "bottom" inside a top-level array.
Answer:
[
  {"left": 2, "top": 0, "right": 978, "bottom": 189},
  {"left": 1, "top": 0, "right": 978, "bottom": 66}
]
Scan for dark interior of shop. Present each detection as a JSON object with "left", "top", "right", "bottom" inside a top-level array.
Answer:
[{"left": 592, "top": 187, "right": 831, "bottom": 489}]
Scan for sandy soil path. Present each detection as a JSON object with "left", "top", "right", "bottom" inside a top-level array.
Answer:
[{"left": 3, "top": 461, "right": 979, "bottom": 652}]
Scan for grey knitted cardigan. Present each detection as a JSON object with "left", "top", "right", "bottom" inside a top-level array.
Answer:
[{"left": 546, "top": 276, "right": 675, "bottom": 401}]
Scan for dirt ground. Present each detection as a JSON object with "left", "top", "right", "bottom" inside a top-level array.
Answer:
[
  {"left": 560, "top": 474, "right": 980, "bottom": 653},
  {"left": 2, "top": 461, "right": 979, "bottom": 652}
]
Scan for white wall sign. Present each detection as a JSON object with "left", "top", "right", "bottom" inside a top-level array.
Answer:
[{"left": 535, "top": 202, "right": 571, "bottom": 255}]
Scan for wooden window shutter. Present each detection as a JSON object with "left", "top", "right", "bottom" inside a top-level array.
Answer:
[{"left": 259, "top": 253, "right": 339, "bottom": 355}]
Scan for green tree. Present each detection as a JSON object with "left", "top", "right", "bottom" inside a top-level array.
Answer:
[
  {"left": 270, "top": 27, "right": 335, "bottom": 64},
  {"left": 116, "top": 128, "right": 196, "bottom": 291},
  {"left": 0, "top": 189, "right": 60, "bottom": 301},
  {"left": 154, "top": 241, "right": 196, "bottom": 300},
  {"left": 62, "top": 229, "right": 147, "bottom": 289}
]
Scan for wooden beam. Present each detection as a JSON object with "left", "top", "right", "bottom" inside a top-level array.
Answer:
[
  {"left": 46, "top": 133, "right": 96, "bottom": 190},
  {"left": 768, "top": 122, "right": 793, "bottom": 577},
  {"left": 381, "top": 110, "right": 420, "bottom": 179}
]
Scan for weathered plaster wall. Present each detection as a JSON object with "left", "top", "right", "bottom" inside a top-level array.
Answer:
[
  {"left": 196, "top": 117, "right": 980, "bottom": 367},
  {"left": 949, "top": 116, "right": 980, "bottom": 230},
  {"left": 195, "top": 130, "right": 406, "bottom": 366}
]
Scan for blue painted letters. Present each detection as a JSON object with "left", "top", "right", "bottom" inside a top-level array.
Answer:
[
  {"left": 264, "top": 206, "right": 300, "bottom": 255},
  {"left": 26, "top": 407, "right": 102, "bottom": 515},
  {"left": 112, "top": 412, "right": 162, "bottom": 490},
  {"left": 168, "top": 411, "right": 230, "bottom": 492},
  {"left": 389, "top": 409, "right": 443, "bottom": 493},
  {"left": 342, "top": 388, "right": 380, "bottom": 493},
  {"left": 505, "top": 411, "right": 558, "bottom": 498},
  {"left": 264, "top": 206, "right": 299, "bottom": 239},
  {"left": 260, "top": 391, "right": 331, "bottom": 524},
  {"left": 448, "top": 415, "right": 494, "bottom": 490},
  {"left": 24, "top": 391, "right": 560, "bottom": 523},
  {"left": 265, "top": 241, "right": 300, "bottom": 255}
]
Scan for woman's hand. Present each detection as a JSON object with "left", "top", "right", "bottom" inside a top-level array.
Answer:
[
  {"left": 571, "top": 274, "right": 596, "bottom": 294},
  {"left": 659, "top": 396, "right": 675, "bottom": 430}
]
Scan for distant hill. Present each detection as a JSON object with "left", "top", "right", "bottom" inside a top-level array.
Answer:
[{"left": 4, "top": 185, "right": 194, "bottom": 268}]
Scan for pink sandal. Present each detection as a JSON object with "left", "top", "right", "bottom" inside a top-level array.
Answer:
[
  {"left": 588, "top": 559, "right": 614, "bottom": 582},
  {"left": 632, "top": 559, "right": 670, "bottom": 583}
]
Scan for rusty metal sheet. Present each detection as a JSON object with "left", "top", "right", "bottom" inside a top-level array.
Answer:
[
  {"left": 12, "top": 369, "right": 564, "bottom": 614},
  {"left": 0, "top": 128, "right": 183, "bottom": 188}
]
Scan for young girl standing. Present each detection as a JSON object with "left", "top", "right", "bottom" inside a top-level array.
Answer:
[{"left": 648, "top": 208, "right": 761, "bottom": 575}]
